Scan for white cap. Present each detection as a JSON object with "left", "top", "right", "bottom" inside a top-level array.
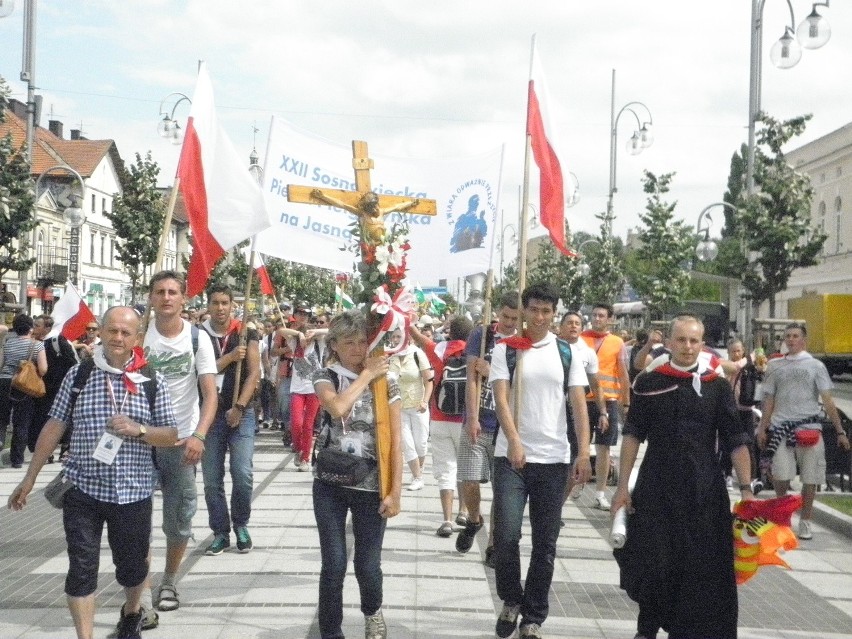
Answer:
[{"left": 417, "top": 314, "right": 437, "bottom": 328}]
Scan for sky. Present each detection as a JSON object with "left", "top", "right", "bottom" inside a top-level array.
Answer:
[{"left": 1, "top": 0, "right": 850, "bottom": 266}]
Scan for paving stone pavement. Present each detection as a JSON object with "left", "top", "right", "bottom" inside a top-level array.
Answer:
[{"left": 1, "top": 427, "right": 851, "bottom": 639}]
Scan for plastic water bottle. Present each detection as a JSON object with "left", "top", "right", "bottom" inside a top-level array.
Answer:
[{"left": 610, "top": 507, "right": 627, "bottom": 549}]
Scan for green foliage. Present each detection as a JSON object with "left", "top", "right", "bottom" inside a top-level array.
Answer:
[
  {"left": 0, "top": 76, "right": 37, "bottom": 281},
  {"left": 106, "top": 152, "right": 164, "bottom": 302},
  {"left": 205, "top": 243, "right": 337, "bottom": 310},
  {"left": 585, "top": 215, "right": 625, "bottom": 305},
  {"left": 629, "top": 171, "right": 694, "bottom": 319},
  {"left": 741, "top": 114, "right": 825, "bottom": 315},
  {"left": 526, "top": 241, "right": 586, "bottom": 309},
  {"left": 492, "top": 257, "right": 519, "bottom": 307}
]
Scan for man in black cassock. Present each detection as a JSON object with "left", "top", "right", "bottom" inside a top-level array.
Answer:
[{"left": 611, "top": 315, "right": 753, "bottom": 639}]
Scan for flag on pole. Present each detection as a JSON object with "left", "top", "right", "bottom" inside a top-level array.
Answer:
[
  {"left": 335, "top": 285, "right": 354, "bottom": 309},
  {"left": 414, "top": 284, "right": 426, "bottom": 305},
  {"left": 46, "top": 281, "right": 97, "bottom": 341},
  {"left": 428, "top": 293, "right": 447, "bottom": 316},
  {"left": 256, "top": 254, "right": 275, "bottom": 296},
  {"left": 527, "top": 41, "right": 574, "bottom": 257},
  {"left": 178, "top": 62, "right": 271, "bottom": 298}
]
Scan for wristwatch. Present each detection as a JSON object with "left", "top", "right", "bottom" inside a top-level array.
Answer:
[
  {"left": 137, "top": 425, "right": 148, "bottom": 438},
  {"left": 234, "top": 403, "right": 247, "bottom": 413}
]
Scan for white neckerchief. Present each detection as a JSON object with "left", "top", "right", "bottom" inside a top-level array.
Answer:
[
  {"left": 329, "top": 363, "right": 359, "bottom": 382},
  {"left": 92, "top": 345, "right": 150, "bottom": 384}
]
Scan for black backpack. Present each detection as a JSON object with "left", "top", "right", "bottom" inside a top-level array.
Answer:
[
  {"left": 436, "top": 348, "right": 467, "bottom": 416},
  {"left": 506, "top": 337, "right": 574, "bottom": 395}
]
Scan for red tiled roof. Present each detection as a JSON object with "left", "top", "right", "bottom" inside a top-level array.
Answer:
[{"left": 0, "top": 106, "right": 120, "bottom": 178}]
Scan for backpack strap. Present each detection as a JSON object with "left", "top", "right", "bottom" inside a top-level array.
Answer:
[
  {"left": 555, "top": 338, "right": 573, "bottom": 395},
  {"left": 506, "top": 346, "right": 517, "bottom": 385},
  {"left": 191, "top": 324, "right": 199, "bottom": 356}
]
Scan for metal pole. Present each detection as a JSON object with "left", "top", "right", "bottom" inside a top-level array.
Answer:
[
  {"left": 606, "top": 68, "right": 616, "bottom": 234},
  {"left": 19, "top": 0, "right": 37, "bottom": 308}
]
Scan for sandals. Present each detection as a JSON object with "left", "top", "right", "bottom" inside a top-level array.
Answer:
[{"left": 155, "top": 583, "right": 180, "bottom": 611}]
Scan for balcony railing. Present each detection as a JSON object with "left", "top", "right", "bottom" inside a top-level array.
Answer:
[{"left": 36, "top": 246, "right": 70, "bottom": 283}]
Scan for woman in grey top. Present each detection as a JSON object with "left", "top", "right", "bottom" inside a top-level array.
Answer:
[{"left": 0, "top": 314, "right": 48, "bottom": 467}]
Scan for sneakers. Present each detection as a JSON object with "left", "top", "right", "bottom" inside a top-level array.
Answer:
[
  {"left": 751, "top": 478, "right": 764, "bottom": 496},
  {"left": 408, "top": 476, "right": 424, "bottom": 491},
  {"left": 456, "top": 518, "right": 483, "bottom": 553},
  {"left": 569, "top": 484, "right": 583, "bottom": 500},
  {"left": 519, "top": 623, "right": 543, "bottom": 638},
  {"left": 495, "top": 602, "right": 521, "bottom": 638},
  {"left": 798, "top": 519, "right": 813, "bottom": 540},
  {"left": 365, "top": 609, "right": 387, "bottom": 639},
  {"left": 114, "top": 604, "right": 143, "bottom": 639},
  {"left": 141, "top": 606, "right": 159, "bottom": 631},
  {"left": 594, "top": 495, "right": 611, "bottom": 511},
  {"left": 236, "top": 526, "right": 253, "bottom": 552},
  {"left": 205, "top": 533, "right": 230, "bottom": 556},
  {"left": 298, "top": 460, "right": 311, "bottom": 472},
  {"left": 436, "top": 521, "right": 454, "bottom": 537}
]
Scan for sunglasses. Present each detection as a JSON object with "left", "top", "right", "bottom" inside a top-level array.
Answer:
[{"left": 86, "top": 326, "right": 98, "bottom": 331}]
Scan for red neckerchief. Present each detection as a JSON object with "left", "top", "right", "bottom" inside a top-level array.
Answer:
[
  {"left": 637, "top": 352, "right": 720, "bottom": 397},
  {"left": 654, "top": 361, "right": 719, "bottom": 383},
  {"left": 581, "top": 329, "right": 609, "bottom": 339},
  {"left": 123, "top": 346, "right": 149, "bottom": 394},
  {"left": 498, "top": 335, "right": 534, "bottom": 350}
]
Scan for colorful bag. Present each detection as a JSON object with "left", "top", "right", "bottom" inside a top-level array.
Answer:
[{"left": 795, "top": 430, "right": 821, "bottom": 447}]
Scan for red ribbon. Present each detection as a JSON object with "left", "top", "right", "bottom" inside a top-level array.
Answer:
[{"left": 122, "top": 346, "right": 149, "bottom": 394}]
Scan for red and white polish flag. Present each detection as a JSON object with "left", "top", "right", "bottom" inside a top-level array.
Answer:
[
  {"left": 527, "top": 43, "right": 574, "bottom": 257},
  {"left": 46, "top": 281, "right": 98, "bottom": 341},
  {"left": 178, "top": 62, "right": 271, "bottom": 298}
]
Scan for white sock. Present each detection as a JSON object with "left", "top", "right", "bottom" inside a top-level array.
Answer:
[{"left": 596, "top": 490, "right": 606, "bottom": 500}]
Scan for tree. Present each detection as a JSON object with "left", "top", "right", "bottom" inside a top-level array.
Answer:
[
  {"left": 585, "top": 213, "right": 625, "bottom": 306},
  {"left": 106, "top": 152, "right": 163, "bottom": 302},
  {"left": 526, "top": 241, "right": 585, "bottom": 309},
  {"left": 630, "top": 171, "right": 694, "bottom": 319},
  {"left": 734, "top": 114, "right": 825, "bottom": 316},
  {"left": 0, "top": 76, "right": 37, "bottom": 282}
]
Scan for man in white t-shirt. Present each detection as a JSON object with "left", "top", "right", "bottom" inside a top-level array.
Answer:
[
  {"left": 757, "top": 322, "right": 849, "bottom": 540},
  {"left": 142, "top": 271, "right": 218, "bottom": 617},
  {"left": 489, "top": 283, "right": 591, "bottom": 639}
]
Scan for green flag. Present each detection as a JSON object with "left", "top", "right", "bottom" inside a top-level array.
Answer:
[
  {"left": 415, "top": 284, "right": 427, "bottom": 304},
  {"left": 428, "top": 293, "right": 446, "bottom": 315},
  {"left": 335, "top": 285, "right": 354, "bottom": 309}
]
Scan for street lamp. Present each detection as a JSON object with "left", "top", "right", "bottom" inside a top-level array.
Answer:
[
  {"left": 157, "top": 92, "right": 192, "bottom": 145},
  {"left": 36, "top": 165, "right": 86, "bottom": 285},
  {"left": 575, "top": 238, "right": 602, "bottom": 278},
  {"left": 746, "top": 0, "right": 832, "bottom": 194},
  {"left": 565, "top": 172, "right": 581, "bottom": 208},
  {"left": 694, "top": 203, "right": 735, "bottom": 262},
  {"left": 606, "top": 69, "right": 653, "bottom": 233}
]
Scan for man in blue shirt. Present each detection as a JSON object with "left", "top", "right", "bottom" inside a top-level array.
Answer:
[{"left": 8, "top": 306, "right": 178, "bottom": 639}]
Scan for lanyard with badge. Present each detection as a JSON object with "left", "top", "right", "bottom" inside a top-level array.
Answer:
[{"left": 92, "top": 374, "right": 128, "bottom": 465}]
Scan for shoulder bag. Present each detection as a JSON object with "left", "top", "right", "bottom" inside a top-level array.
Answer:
[{"left": 11, "top": 340, "right": 46, "bottom": 398}]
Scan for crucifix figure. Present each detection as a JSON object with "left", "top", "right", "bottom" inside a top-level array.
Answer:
[
  {"left": 286, "top": 140, "right": 437, "bottom": 499},
  {"left": 287, "top": 140, "right": 437, "bottom": 246}
]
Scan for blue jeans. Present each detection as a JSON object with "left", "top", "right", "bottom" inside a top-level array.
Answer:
[
  {"left": 201, "top": 409, "right": 255, "bottom": 535},
  {"left": 276, "top": 377, "right": 292, "bottom": 426},
  {"left": 493, "top": 457, "right": 569, "bottom": 627},
  {"left": 313, "top": 480, "right": 386, "bottom": 639}
]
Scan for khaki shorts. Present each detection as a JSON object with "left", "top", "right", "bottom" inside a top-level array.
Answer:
[{"left": 771, "top": 430, "right": 826, "bottom": 485}]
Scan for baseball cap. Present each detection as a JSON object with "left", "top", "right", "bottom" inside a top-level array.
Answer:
[{"left": 295, "top": 301, "right": 312, "bottom": 314}]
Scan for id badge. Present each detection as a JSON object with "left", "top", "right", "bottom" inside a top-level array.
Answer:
[
  {"left": 340, "top": 432, "right": 364, "bottom": 457},
  {"left": 93, "top": 431, "right": 123, "bottom": 465}
]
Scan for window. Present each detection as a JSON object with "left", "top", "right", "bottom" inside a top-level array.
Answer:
[
  {"left": 109, "top": 237, "right": 114, "bottom": 268},
  {"left": 91, "top": 194, "right": 96, "bottom": 214},
  {"left": 90, "top": 232, "right": 96, "bottom": 263},
  {"left": 819, "top": 201, "right": 826, "bottom": 217},
  {"left": 836, "top": 215, "right": 842, "bottom": 254},
  {"left": 100, "top": 236, "right": 106, "bottom": 265},
  {"left": 102, "top": 197, "right": 107, "bottom": 214}
]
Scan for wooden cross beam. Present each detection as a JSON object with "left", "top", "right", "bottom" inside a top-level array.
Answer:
[{"left": 287, "top": 140, "right": 437, "bottom": 244}]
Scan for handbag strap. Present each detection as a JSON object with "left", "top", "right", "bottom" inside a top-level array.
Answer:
[{"left": 25, "top": 338, "right": 36, "bottom": 362}]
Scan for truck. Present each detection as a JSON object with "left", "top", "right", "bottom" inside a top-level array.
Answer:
[{"left": 787, "top": 294, "right": 852, "bottom": 377}]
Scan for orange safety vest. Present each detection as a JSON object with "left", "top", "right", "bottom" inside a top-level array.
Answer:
[{"left": 581, "top": 331, "right": 624, "bottom": 401}]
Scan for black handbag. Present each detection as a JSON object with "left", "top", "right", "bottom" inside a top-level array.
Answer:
[
  {"left": 314, "top": 447, "right": 375, "bottom": 487},
  {"left": 44, "top": 471, "right": 74, "bottom": 508}
]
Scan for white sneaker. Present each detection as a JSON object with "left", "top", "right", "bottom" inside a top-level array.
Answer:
[
  {"left": 725, "top": 476, "right": 734, "bottom": 489},
  {"left": 595, "top": 495, "right": 611, "bottom": 511},
  {"left": 298, "top": 461, "right": 311, "bottom": 472},
  {"left": 408, "top": 477, "right": 424, "bottom": 491},
  {"left": 798, "top": 519, "right": 813, "bottom": 540},
  {"left": 569, "top": 484, "right": 583, "bottom": 500}
]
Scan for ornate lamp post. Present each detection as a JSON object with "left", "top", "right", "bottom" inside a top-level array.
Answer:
[
  {"left": 157, "top": 92, "right": 192, "bottom": 145},
  {"left": 693, "top": 203, "right": 736, "bottom": 263},
  {"left": 36, "top": 165, "right": 86, "bottom": 285},
  {"left": 606, "top": 69, "right": 654, "bottom": 234}
]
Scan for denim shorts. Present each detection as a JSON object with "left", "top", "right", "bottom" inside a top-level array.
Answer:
[
  {"left": 589, "top": 400, "right": 621, "bottom": 447},
  {"left": 154, "top": 444, "right": 198, "bottom": 542},
  {"left": 63, "top": 488, "right": 152, "bottom": 597}
]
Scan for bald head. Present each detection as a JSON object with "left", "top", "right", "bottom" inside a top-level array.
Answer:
[
  {"left": 669, "top": 316, "right": 705, "bottom": 368},
  {"left": 101, "top": 306, "right": 141, "bottom": 367}
]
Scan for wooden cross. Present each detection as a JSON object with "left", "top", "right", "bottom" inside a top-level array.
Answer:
[{"left": 286, "top": 140, "right": 437, "bottom": 500}]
